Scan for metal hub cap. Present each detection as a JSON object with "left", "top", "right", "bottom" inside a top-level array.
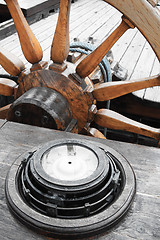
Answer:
[{"left": 41, "top": 144, "right": 99, "bottom": 181}]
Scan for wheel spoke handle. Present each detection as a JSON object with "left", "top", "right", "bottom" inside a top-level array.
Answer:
[
  {"left": 95, "top": 109, "right": 160, "bottom": 141},
  {"left": 76, "top": 16, "right": 134, "bottom": 78},
  {"left": 51, "top": 0, "right": 71, "bottom": 64},
  {"left": 93, "top": 75, "right": 160, "bottom": 101},
  {"left": 88, "top": 128, "right": 106, "bottom": 139},
  {"left": 5, "top": 0, "right": 43, "bottom": 64},
  {"left": 0, "top": 78, "right": 17, "bottom": 96},
  {"left": 0, "top": 46, "right": 25, "bottom": 76}
]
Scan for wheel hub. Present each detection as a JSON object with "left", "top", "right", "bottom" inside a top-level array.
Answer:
[{"left": 14, "top": 69, "right": 94, "bottom": 131}]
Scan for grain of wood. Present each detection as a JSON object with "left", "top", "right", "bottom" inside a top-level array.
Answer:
[
  {"left": 93, "top": 75, "right": 160, "bottom": 101},
  {"left": 70, "top": 2, "right": 113, "bottom": 42},
  {"left": 111, "top": 28, "right": 138, "bottom": 63},
  {"left": 95, "top": 109, "right": 160, "bottom": 141},
  {"left": 91, "top": 10, "right": 121, "bottom": 43},
  {"left": 0, "top": 46, "right": 25, "bottom": 76},
  {"left": 0, "top": 78, "right": 17, "bottom": 96},
  {"left": 119, "top": 31, "right": 146, "bottom": 80},
  {"left": 51, "top": 0, "right": 71, "bottom": 64},
  {"left": 130, "top": 41, "right": 156, "bottom": 99}
]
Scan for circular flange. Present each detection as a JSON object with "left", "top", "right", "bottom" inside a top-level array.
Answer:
[
  {"left": 5, "top": 138, "right": 136, "bottom": 239},
  {"left": 30, "top": 139, "right": 109, "bottom": 192}
]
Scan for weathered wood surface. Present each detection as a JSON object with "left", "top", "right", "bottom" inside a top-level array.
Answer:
[
  {"left": 0, "top": 78, "right": 17, "bottom": 96},
  {"left": 95, "top": 109, "right": 160, "bottom": 141},
  {"left": 0, "top": 120, "right": 160, "bottom": 239},
  {"left": 93, "top": 75, "right": 160, "bottom": 101},
  {"left": 51, "top": 0, "right": 71, "bottom": 65},
  {"left": 0, "top": 46, "right": 25, "bottom": 76}
]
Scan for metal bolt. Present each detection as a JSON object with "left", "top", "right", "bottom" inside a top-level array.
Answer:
[{"left": 15, "top": 110, "right": 22, "bottom": 117}]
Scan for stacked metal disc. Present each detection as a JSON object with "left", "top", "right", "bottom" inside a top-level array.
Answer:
[{"left": 18, "top": 140, "right": 124, "bottom": 219}]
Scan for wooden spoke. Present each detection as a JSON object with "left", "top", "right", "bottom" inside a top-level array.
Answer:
[
  {"left": 4, "top": 0, "right": 43, "bottom": 64},
  {"left": 76, "top": 16, "right": 134, "bottom": 78},
  {"left": 0, "top": 46, "right": 25, "bottom": 76},
  {"left": 104, "top": 0, "right": 160, "bottom": 61},
  {"left": 88, "top": 128, "right": 106, "bottom": 139},
  {"left": 95, "top": 109, "right": 160, "bottom": 141},
  {"left": 93, "top": 75, "right": 160, "bottom": 101},
  {"left": 0, "top": 78, "right": 17, "bottom": 96},
  {"left": 51, "top": 0, "right": 71, "bottom": 64},
  {"left": 0, "top": 104, "right": 11, "bottom": 119}
]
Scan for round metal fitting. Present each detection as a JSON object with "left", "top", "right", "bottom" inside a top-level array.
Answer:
[{"left": 5, "top": 138, "right": 136, "bottom": 239}]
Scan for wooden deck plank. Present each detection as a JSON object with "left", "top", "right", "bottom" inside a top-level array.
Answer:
[
  {"left": 119, "top": 31, "right": 147, "bottom": 79},
  {"left": 111, "top": 28, "right": 138, "bottom": 63},
  {"left": 70, "top": 3, "right": 114, "bottom": 42},
  {"left": 130, "top": 41, "right": 156, "bottom": 99},
  {"left": 36, "top": 0, "right": 108, "bottom": 45},
  {"left": 143, "top": 57, "right": 160, "bottom": 102},
  {"left": 91, "top": 11, "right": 121, "bottom": 43},
  {"left": 0, "top": 119, "right": 5, "bottom": 128}
]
